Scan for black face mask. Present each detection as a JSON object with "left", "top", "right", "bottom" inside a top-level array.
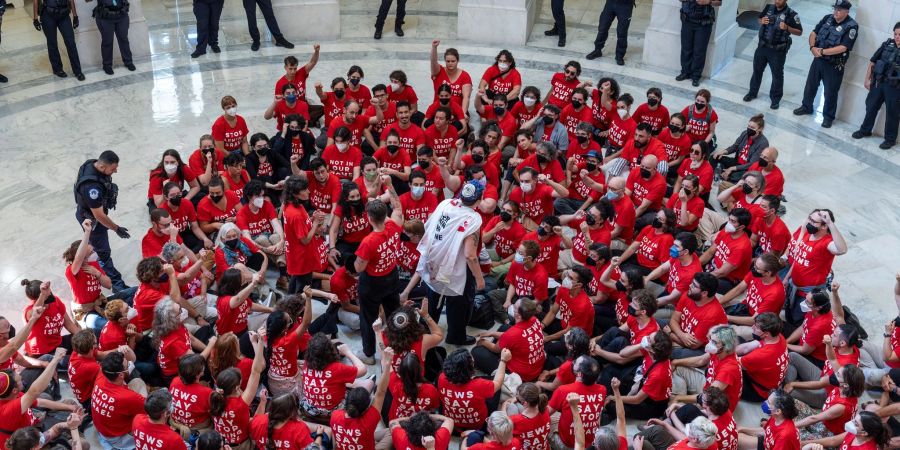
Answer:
[
  {"left": 418, "top": 160, "right": 431, "bottom": 170},
  {"left": 627, "top": 305, "right": 638, "bottom": 317},
  {"left": 439, "top": 98, "right": 450, "bottom": 106},
  {"left": 349, "top": 200, "right": 364, "bottom": 209},
  {"left": 537, "top": 227, "right": 548, "bottom": 237},
  {"left": 695, "top": 102, "right": 706, "bottom": 110},
  {"left": 224, "top": 239, "right": 239, "bottom": 249},
  {"left": 668, "top": 124, "right": 683, "bottom": 134},
  {"left": 256, "top": 147, "right": 269, "bottom": 157},
  {"left": 585, "top": 214, "right": 597, "bottom": 226},
  {"left": 334, "top": 89, "right": 345, "bottom": 98},
  {"left": 387, "top": 145, "right": 400, "bottom": 154},
  {"left": 648, "top": 98, "right": 660, "bottom": 107},
  {"left": 400, "top": 233, "right": 411, "bottom": 242},
  {"left": 500, "top": 211, "right": 513, "bottom": 222},
  {"left": 577, "top": 135, "right": 589, "bottom": 145},
  {"left": 746, "top": 128, "right": 757, "bottom": 138},
  {"left": 536, "top": 155, "right": 549, "bottom": 164},
  {"left": 742, "top": 184, "right": 754, "bottom": 195},
  {"left": 828, "top": 373, "right": 840, "bottom": 387},
  {"left": 586, "top": 256, "right": 597, "bottom": 267},
  {"left": 542, "top": 116, "right": 554, "bottom": 125},
  {"left": 640, "top": 168, "right": 652, "bottom": 179},
  {"left": 651, "top": 218, "right": 663, "bottom": 229},
  {"left": 585, "top": 162, "right": 597, "bottom": 172},
  {"left": 894, "top": 316, "right": 900, "bottom": 328},
  {"left": 757, "top": 159, "right": 769, "bottom": 168},
  {"left": 169, "top": 196, "right": 182, "bottom": 207},
  {"left": 349, "top": 78, "right": 360, "bottom": 86},
  {"left": 615, "top": 281, "right": 627, "bottom": 292},
  {"left": 494, "top": 107, "right": 506, "bottom": 116},
  {"left": 209, "top": 195, "right": 223, "bottom": 203},
  {"left": 750, "top": 265, "right": 763, "bottom": 278},
  {"left": 472, "top": 154, "right": 485, "bottom": 164},
  {"left": 805, "top": 223, "right": 819, "bottom": 235},
  {"left": 572, "top": 100, "right": 583, "bottom": 109}
]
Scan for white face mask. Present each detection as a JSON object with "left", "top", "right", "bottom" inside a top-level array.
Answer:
[
  {"left": 87, "top": 252, "right": 99, "bottom": 263},
  {"left": 514, "top": 253, "right": 525, "bottom": 264},
  {"left": 390, "top": 82, "right": 402, "bottom": 92},
  {"left": 164, "top": 163, "right": 178, "bottom": 175},
  {"left": 252, "top": 197, "right": 265, "bottom": 208},
  {"left": 180, "top": 256, "right": 190, "bottom": 267},
  {"left": 800, "top": 301, "right": 813, "bottom": 313},
  {"left": 724, "top": 222, "right": 737, "bottom": 233},
  {"left": 225, "top": 107, "right": 237, "bottom": 116},
  {"left": 498, "top": 62, "right": 510, "bottom": 72},
  {"left": 561, "top": 277, "right": 573, "bottom": 289},
  {"left": 844, "top": 421, "right": 858, "bottom": 435},
  {"left": 179, "top": 308, "right": 189, "bottom": 322},
  {"left": 411, "top": 186, "right": 425, "bottom": 198},
  {"left": 640, "top": 336, "right": 651, "bottom": 349},
  {"left": 520, "top": 182, "right": 533, "bottom": 193},
  {"left": 704, "top": 342, "right": 719, "bottom": 354},
  {"left": 617, "top": 108, "right": 628, "bottom": 119},
  {"left": 523, "top": 97, "right": 536, "bottom": 107},
  {"left": 336, "top": 142, "right": 348, "bottom": 152},
  {"left": 126, "top": 307, "right": 138, "bottom": 320}
]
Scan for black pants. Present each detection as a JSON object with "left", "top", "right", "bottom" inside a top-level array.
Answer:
[
  {"left": 358, "top": 270, "right": 401, "bottom": 356},
  {"left": 860, "top": 81, "right": 900, "bottom": 143},
  {"left": 594, "top": 0, "right": 633, "bottom": 59},
  {"left": 472, "top": 345, "right": 502, "bottom": 375},
  {"left": 243, "top": 0, "right": 282, "bottom": 43},
  {"left": 41, "top": 11, "right": 81, "bottom": 74},
  {"left": 76, "top": 212, "right": 126, "bottom": 291},
  {"left": 288, "top": 272, "right": 313, "bottom": 294},
  {"left": 748, "top": 45, "right": 788, "bottom": 103},
  {"left": 550, "top": 0, "right": 565, "bottom": 39},
  {"left": 679, "top": 19, "right": 713, "bottom": 80},
  {"left": 375, "top": 0, "right": 406, "bottom": 31},
  {"left": 600, "top": 395, "right": 668, "bottom": 424},
  {"left": 193, "top": 0, "right": 224, "bottom": 50},
  {"left": 801, "top": 58, "right": 845, "bottom": 121},
  {"left": 96, "top": 14, "right": 132, "bottom": 68},
  {"left": 428, "top": 268, "right": 476, "bottom": 345}
]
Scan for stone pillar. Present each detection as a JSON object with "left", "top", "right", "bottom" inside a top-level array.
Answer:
[
  {"left": 73, "top": 0, "right": 151, "bottom": 69},
  {"left": 642, "top": 0, "right": 739, "bottom": 78},
  {"left": 272, "top": 0, "right": 340, "bottom": 41},
  {"left": 457, "top": 0, "right": 536, "bottom": 46},
  {"left": 836, "top": 0, "right": 900, "bottom": 135}
]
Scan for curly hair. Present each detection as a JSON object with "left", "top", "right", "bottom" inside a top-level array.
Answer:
[
  {"left": 401, "top": 411, "right": 438, "bottom": 447},
  {"left": 384, "top": 306, "right": 425, "bottom": 354},
  {"left": 136, "top": 257, "right": 164, "bottom": 284},
  {"left": 152, "top": 298, "right": 183, "bottom": 342},
  {"left": 564, "top": 327, "right": 590, "bottom": 361},
  {"left": 344, "top": 387, "right": 371, "bottom": 419},
  {"left": 304, "top": 333, "right": 339, "bottom": 372},
  {"left": 442, "top": 348, "right": 475, "bottom": 385}
]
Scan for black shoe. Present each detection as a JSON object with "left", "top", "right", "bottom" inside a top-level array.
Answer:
[
  {"left": 770, "top": 102, "right": 779, "bottom": 110},
  {"left": 275, "top": 37, "right": 294, "bottom": 49},
  {"left": 395, "top": 27, "right": 404, "bottom": 37},
  {"left": 851, "top": 130, "right": 871, "bottom": 139},
  {"left": 75, "top": 73, "right": 85, "bottom": 81},
  {"left": 103, "top": 66, "right": 114, "bottom": 75},
  {"left": 210, "top": 44, "right": 221, "bottom": 53},
  {"left": 880, "top": 140, "right": 895, "bottom": 150},
  {"left": 691, "top": 79, "right": 700, "bottom": 87},
  {"left": 821, "top": 119, "right": 833, "bottom": 128},
  {"left": 374, "top": 28, "right": 382, "bottom": 39},
  {"left": 544, "top": 27, "right": 559, "bottom": 36},
  {"left": 54, "top": 70, "right": 67, "bottom": 78},
  {"left": 615, "top": 58, "right": 624, "bottom": 66},
  {"left": 675, "top": 73, "right": 689, "bottom": 81},
  {"left": 743, "top": 94, "right": 755, "bottom": 102},
  {"left": 250, "top": 41, "right": 260, "bottom": 51},
  {"left": 125, "top": 63, "right": 136, "bottom": 71},
  {"left": 586, "top": 50, "right": 602, "bottom": 60},
  {"left": 793, "top": 107, "right": 812, "bottom": 116},
  {"left": 0, "top": 73, "right": 6, "bottom": 83},
  {"left": 191, "top": 49, "right": 206, "bottom": 58},
  {"left": 447, "top": 335, "right": 477, "bottom": 346},
  {"left": 558, "top": 37, "right": 566, "bottom": 47}
]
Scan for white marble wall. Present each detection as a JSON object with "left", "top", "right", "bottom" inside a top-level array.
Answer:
[
  {"left": 73, "top": 0, "right": 151, "bottom": 69},
  {"left": 272, "top": 0, "right": 340, "bottom": 41},
  {"left": 836, "top": 0, "right": 900, "bottom": 136},
  {"left": 641, "top": 0, "right": 738, "bottom": 77},
  {"left": 457, "top": 0, "right": 537, "bottom": 46}
]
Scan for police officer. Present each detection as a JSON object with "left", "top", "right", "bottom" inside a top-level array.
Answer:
[
  {"left": 75, "top": 151, "right": 130, "bottom": 291},
  {"left": 373, "top": 0, "right": 405, "bottom": 40},
  {"left": 91, "top": 0, "right": 135, "bottom": 75},
  {"left": 743, "top": 0, "right": 801, "bottom": 109},
  {"left": 32, "top": 0, "right": 85, "bottom": 80},
  {"left": 544, "top": 0, "right": 566, "bottom": 47},
  {"left": 676, "top": 0, "right": 722, "bottom": 87},
  {"left": 586, "top": 0, "right": 634, "bottom": 64},
  {"left": 243, "top": 0, "right": 292, "bottom": 51},
  {"left": 852, "top": 22, "right": 900, "bottom": 150},
  {"left": 191, "top": 0, "right": 224, "bottom": 58},
  {"left": 792, "top": 0, "right": 857, "bottom": 128}
]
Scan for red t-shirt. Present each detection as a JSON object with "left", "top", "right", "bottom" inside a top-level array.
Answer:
[
  {"left": 822, "top": 389, "right": 858, "bottom": 435},
  {"left": 484, "top": 218, "right": 527, "bottom": 260},
  {"left": 713, "top": 231, "right": 753, "bottom": 282},
  {"left": 327, "top": 115, "right": 372, "bottom": 147},
  {"left": 764, "top": 417, "right": 800, "bottom": 450},
  {"left": 750, "top": 163, "right": 786, "bottom": 196},
  {"left": 147, "top": 167, "right": 198, "bottom": 199},
  {"left": 676, "top": 159, "right": 715, "bottom": 193},
  {"left": 213, "top": 395, "right": 252, "bottom": 444},
  {"left": 669, "top": 439, "right": 718, "bottom": 450},
  {"left": 508, "top": 184, "right": 555, "bottom": 225},
  {"left": 162, "top": 200, "right": 198, "bottom": 234},
  {"left": 356, "top": 220, "right": 402, "bottom": 276},
  {"left": 634, "top": 227, "right": 675, "bottom": 270},
  {"left": 269, "top": 325, "right": 303, "bottom": 378},
  {"left": 216, "top": 295, "right": 252, "bottom": 335},
  {"left": 713, "top": 412, "right": 739, "bottom": 450},
  {"left": 481, "top": 66, "right": 522, "bottom": 97},
  {"left": 555, "top": 288, "right": 594, "bottom": 336},
  {"left": 330, "top": 407, "right": 381, "bottom": 450},
  {"left": 392, "top": 427, "right": 451, "bottom": 450},
  {"left": 674, "top": 295, "right": 727, "bottom": 345},
  {"left": 511, "top": 411, "right": 552, "bottom": 450},
  {"left": 334, "top": 204, "right": 372, "bottom": 244},
  {"left": 559, "top": 105, "right": 594, "bottom": 144},
  {"left": 424, "top": 125, "right": 459, "bottom": 160},
  {"left": 196, "top": 191, "right": 240, "bottom": 224},
  {"left": 510, "top": 101, "right": 543, "bottom": 128},
  {"left": 657, "top": 128, "right": 693, "bottom": 163},
  {"left": 753, "top": 216, "right": 791, "bottom": 255},
  {"left": 633, "top": 103, "right": 671, "bottom": 135},
  {"left": 400, "top": 191, "right": 439, "bottom": 223},
  {"left": 606, "top": 116, "right": 636, "bottom": 148},
  {"left": 272, "top": 99, "right": 311, "bottom": 130},
  {"left": 838, "top": 433, "right": 876, "bottom": 450},
  {"left": 236, "top": 201, "right": 277, "bottom": 236},
  {"left": 741, "top": 336, "right": 789, "bottom": 397},
  {"left": 567, "top": 164, "right": 606, "bottom": 202},
  {"left": 92, "top": 376, "right": 146, "bottom": 437},
  {"left": 132, "top": 282, "right": 164, "bottom": 332},
  {"left": 274, "top": 68, "right": 310, "bottom": 99},
  {"left": 432, "top": 66, "right": 473, "bottom": 107},
  {"left": 284, "top": 203, "right": 318, "bottom": 276},
  {"left": 705, "top": 353, "right": 743, "bottom": 411},
  {"left": 590, "top": 90, "right": 614, "bottom": 130},
  {"left": 665, "top": 256, "right": 702, "bottom": 295},
  {"left": 329, "top": 267, "right": 359, "bottom": 304},
  {"left": 666, "top": 195, "right": 705, "bottom": 232},
  {"left": 547, "top": 73, "right": 581, "bottom": 108},
  {"left": 388, "top": 84, "right": 419, "bottom": 105},
  {"left": 345, "top": 84, "right": 372, "bottom": 110},
  {"left": 367, "top": 101, "right": 398, "bottom": 136},
  {"left": 516, "top": 155, "right": 565, "bottom": 182},
  {"left": 396, "top": 240, "right": 421, "bottom": 273},
  {"left": 133, "top": 414, "right": 187, "bottom": 450},
  {"left": 158, "top": 326, "right": 191, "bottom": 377},
  {"left": 610, "top": 196, "right": 636, "bottom": 244},
  {"left": 250, "top": 416, "right": 313, "bottom": 450},
  {"left": 437, "top": 374, "right": 495, "bottom": 430},
  {"left": 65, "top": 261, "right": 104, "bottom": 305},
  {"left": 305, "top": 171, "right": 342, "bottom": 214},
  {"left": 382, "top": 123, "right": 427, "bottom": 161},
  {"left": 321, "top": 144, "right": 363, "bottom": 180},
  {"left": 68, "top": 350, "right": 100, "bottom": 403},
  {"left": 627, "top": 316, "right": 660, "bottom": 346},
  {"left": 188, "top": 148, "right": 227, "bottom": 176},
  {"left": 548, "top": 382, "right": 607, "bottom": 448},
  {"left": 570, "top": 220, "right": 612, "bottom": 264},
  {"left": 141, "top": 228, "right": 183, "bottom": 258},
  {"left": 498, "top": 317, "right": 546, "bottom": 382},
  {"left": 469, "top": 440, "right": 522, "bottom": 450},
  {"left": 301, "top": 361, "right": 359, "bottom": 410},
  {"left": 800, "top": 311, "right": 835, "bottom": 361},
  {"left": 25, "top": 299, "right": 66, "bottom": 355},
  {"left": 641, "top": 355, "right": 673, "bottom": 401},
  {"left": 681, "top": 105, "right": 718, "bottom": 143},
  {"left": 786, "top": 228, "right": 836, "bottom": 287},
  {"left": 742, "top": 273, "right": 786, "bottom": 316},
  {"left": 0, "top": 394, "right": 37, "bottom": 448},
  {"left": 387, "top": 375, "right": 441, "bottom": 421},
  {"left": 620, "top": 138, "right": 667, "bottom": 172},
  {"left": 170, "top": 378, "right": 213, "bottom": 427},
  {"left": 625, "top": 167, "right": 666, "bottom": 211},
  {"left": 373, "top": 145, "right": 412, "bottom": 173},
  {"left": 211, "top": 116, "right": 249, "bottom": 151}
]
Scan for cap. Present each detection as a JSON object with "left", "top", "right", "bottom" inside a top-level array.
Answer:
[
  {"left": 460, "top": 180, "right": 484, "bottom": 204},
  {"left": 586, "top": 150, "right": 600, "bottom": 159},
  {"left": 833, "top": 0, "right": 851, "bottom": 9}
]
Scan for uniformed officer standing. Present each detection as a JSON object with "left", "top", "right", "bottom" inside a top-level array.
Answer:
[
  {"left": 373, "top": 0, "right": 405, "bottom": 40},
  {"left": 243, "top": 0, "right": 293, "bottom": 50},
  {"left": 852, "top": 22, "right": 900, "bottom": 150},
  {"left": 91, "top": 0, "right": 135, "bottom": 75},
  {"left": 743, "top": 0, "right": 802, "bottom": 109},
  {"left": 32, "top": 0, "right": 85, "bottom": 80},
  {"left": 544, "top": 0, "right": 566, "bottom": 47},
  {"left": 586, "top": 0, "right": 634, "bottom": 64},
  {"left": 74, "top": 151, "right": 130, "bottom": 291},
  {"left": 792, "top": 0, "right": 857, "bottom": 128},
  {"left": 191, "top": 0, "right": 224, "bottom": 58},
  {"left": 676, "top": 0, "right": 722, "bottom": 87}
]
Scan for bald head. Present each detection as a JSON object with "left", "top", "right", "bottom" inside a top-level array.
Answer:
[
  {"left": 608, "top": 176, "right": 626, "bottom": 190},
  {"left": 761, "top": 147, "right": 778, "bottom": 162},
  {"left": 640, "top": 155, "right": 658, "bottom": 176}
]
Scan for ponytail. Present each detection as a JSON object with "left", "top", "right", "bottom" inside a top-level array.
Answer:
[{"left": 209, "top": 391, "right": 227, "bottom": 417}]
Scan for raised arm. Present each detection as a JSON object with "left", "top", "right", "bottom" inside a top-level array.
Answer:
[
  {"left": 70, "top": 220, "right": 94, "bottom": 275},
  {"left": 373, "top": 347, "right": 394, "bottom": 412},
  {"left": 243, "top": 332, "right": 266, "bottom": 405},
  {"left": 305, "top": 44, "right": 321, "bottom": 74},
  {"left": 23, "top": 348, "right": 67, "bottom": 413},
  {"left": 430, "top": 40, "right": 441, "bottom": 77}
]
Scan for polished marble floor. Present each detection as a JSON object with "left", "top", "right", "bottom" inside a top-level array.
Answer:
[{"left": 1, "top": 0, "right": 899, "bottom": 431}]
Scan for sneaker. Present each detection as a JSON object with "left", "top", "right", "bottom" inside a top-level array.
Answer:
[
  {"left": 191, "top": 49, "right": 206, "bottom": 58},
  {"left": 125, "top": 63, "right": 136, "bottom": 71},
  {"left": 210, "top": 44, "right": 221, "bottom": 53},
  {"left": 544, "top": 27, "right": 559, "bottom": 36},
  {"left": 675, "top": 73, "right": 690, "bottom": 81},
  {"left": 75, "top": 73, "right": 85, "bottom": 81},
  {"left": 879, "top": 140, "right": 895, "bottom": 150},
  {"left": 357, "top": 352, "right": 376, "bottom": 365},
  {"left": 851, "top": 130, "right": 871, "bottom": 139},
  {"left": 821, "top": 119, "right": 833, "bottom": 128},
  {"left": 586, "top": 50, "right": 602, "bottom": 60},
  {"left": 275, "top": 37, "right": 294, "bottom": 49},
  {"left": 793, "top": 107, "right": 812, "bottom": 116},
  {"left": 53, "top": 70, "right": 67, "bottom": 78},
  {"left": 250, "top": 41, "right": 260, "bottom": 51},
  {"left": 743, "top": 94, "right": 755, "bottom": 102}
]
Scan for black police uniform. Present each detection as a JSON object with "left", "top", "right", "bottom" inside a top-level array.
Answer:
[
  {"left": 74, "top": 159, "right": 126, "bottom": 291},
  {"left": 593, "top": 0, "right": 634, "bottom": 62},
  {"left": 374, "top": 0, "right": 405, "bottom": 36},
  {"left": 858, "top": 38, "right": 900, "bottom": 146},
  {"left": 37, "top": 0, "right": 83, "bottom": 77},
  {"left": 0, "top": 1, "right": 7, "bottom": 83},
  {"left": 243, "top": 0, "right": 287, "bottom": 47},
  {"left": 93, "top": 0, "right": 133, "bottom": 72},
  {"left": 679, "top": 0, "right": 716, "bottom": 82},
  {"left": 549, "top": 0, "right": 566, "bottom": 42},
  {"left": 798, "top": 12, "right": 858, "bottom": 122},
  {"left": 747, "top": 3, "right": 801, "bottom": 106},
  {"left": 192, "top": 0, "right": 224, "bottom": 55}
]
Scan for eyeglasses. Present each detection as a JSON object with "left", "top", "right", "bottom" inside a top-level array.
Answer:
[
  {"left": 691, "top": 150, "right": 702, "bottom": 155},
  {"left": 564, "top": 70, "right": 578, "bottom": 76}
]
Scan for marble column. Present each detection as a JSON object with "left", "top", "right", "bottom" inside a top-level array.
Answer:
[
  {"left": 272, "top": 0, "right": 340, "bottom": 41},
  {"left": 836, "top": 0, "right": 900, "bottom": 135},
  {"left": 73, "top": 0, "right": 151, "bottom": 69},
  {"left": 457, "top": 0, "right": 537, "bottom": 46},
  {"left": 642, "top": 0, "right": 739, "bottom": 78}
]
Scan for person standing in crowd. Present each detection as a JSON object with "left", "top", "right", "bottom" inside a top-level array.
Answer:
[
  {"left": 190, "top": 0, "right": 224, "bottom": 58},
  {"left": 0, "top": 0, "right": 6, "bottom": 83},
  {"left": 544, "top": 0, "right": 566, "bottom": 47},
  {"left": 852, "top": 21, "right": 900, "bottom": 150},
  {"left": 586, "top": 0, "right": 634, "bottom": 65},
  {"left": 374, "top": 0, "right": 405, "bottom": 39},
  {"left": 677, "top": 0, "right": 722, "bottom": 86},
  {"left": 793, "top": 0, "right": 858, "bottom": 128},
  {"left": 74, "top": 151, "right": 130, "bottom": 292},
  {"left": 93, "top": 0, "right": 135, "bottom": 75},
  {"left": 32, "top": 0, "right": 84, "bottom": 80},
  {"left": 243, "top": 0, "right": 293, "bottom": 51},
  {"left": 744, "top": 0, "right": 802, "bottom": 109}
]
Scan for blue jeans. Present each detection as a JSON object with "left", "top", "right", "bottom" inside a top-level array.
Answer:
[{"left": 98, "top": 433, "right": 135, "bottom": 450}]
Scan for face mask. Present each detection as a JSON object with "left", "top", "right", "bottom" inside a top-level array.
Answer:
[
  {"left": 758, "top": 159, "right": 770, "bottom": 168},
  {"left": 750, "top": 265, "right": 763, "bottom": 278},
  {"left": 761, "top": 402, "right": 772, "bottom": 415},
  {"left": 498, "top": 62, "right": 510, "bottom": 71},
  {"left": 169, "top": 195, "right": 182, "bottom": 207},
  {"left": 179, "top": 308, "right": 189, "bottom": 322},
  {"left": 617, "top": 108, "right": 627, "bottom": 119},
  {"left": 585, "top": 214, "right": 597, "bottom": 226},
  {"left": 164, "top": 163, "right": 178, "bottom": 175},
  {"left": 349, "top": 78, "right": 360, "bottom": 86},
  {"left": 704, "top": 342, "right": 719, "bottom": 354},
  {"left": 572, "top": 100, "right": 583, "bottom": 109},
  {"left": 829, "top": 373, "right": 840, "bottom": 387},
  {"left": 180, "top": 256, "right": 190, "bottom": 268},
  {"left": 390, "top": 82, "right": 402, "bottom": 92},
  {"left": 687, "top": 290, "right": 702, "bottom": 301},
  {"left": 336, "top": 143, "right": 348, "bottom": 152},
  {"left": 514, "top": 253, "right": 525, "bottom": 264},
  {"left": 651, "top": 218, "right": 663, "bottom": 229},
  {"left": 126, "top": 307, "right": 138, "bottom": 320},
  {"left": 225, "top": 107, "right": 237, "bottom": 116},
  {"left": 648, "top": 98, "right": 660, "bottom": 107},
  {"left": 472, "top": 153, "right": 485, "bottom": 164},
  {"left": 209, "top": 194, "right": 223, "bottom": 203},
  {"left": 669, "top": 245, "right": 681, "bottom": 259},
  {"left": 500, "top": 211, "right": 513, "bottom": 222},
  {"left": 334, "top": 89, "right": 345, "bottom": 98},
  {"left": 494, "top": 107, "right": 506, "bottom": 116},
  {"left": 158, "top": 273, "right": 169, "bottom": 283},
  {"left": 400, "top": 233, "right": 411, "bottom": 242},
  {"left": 627, "top": 305, "right": 638, "bottom": 317},
  {"left": 695, "top": 102, "right": 706, "bottom": 110},
  {"left": 523, "top": 97, "right": 537, "bottom": 107},
  {"left": 224, "top": 238, "right": 240, "bottom": 249},
  {"left": 542, "top": 115, "right": 554, "bottom": 125},
  {"left": 285, "top": 94, "right": 298, "bottom": 103},
  {"left": 742, "top": 184, "right": 754, "bottom": 195},
  {"left": 844, "top": 421, "right": 858, "bottom": 436},
  {"left": 640, "top": 336, "right": 651, "bottom": 349},
  {"left": 536, "top": 155, "right": 549, "bottom": 164},
  {"left": 537, "top": 227, "right": 548, "bottom": 237},
  {"left": 520, "top": 182, "right": 533, "bottom": 193},
  {"left": 252, "top": 197, "right": 265, "bottom": 208},
  {"left": 805, "top": 223, "right": 819, "bottom": 235},
  {"left": 746, "top": 128, "right": 757, "bottom": 137},
  {"left": 668, "top": 124, "right": 682, "bottom": 134},
  {"left": 640, "top": 168, "right": 652, "bottom": 179},
  {"left": 363, "top": 171, "right": 378, "bottom": 182},
  {"left": 725, "top": 222, "right": 738, "bottom": 233},
  {"left": 800, "top": 301, "right": 813, "bottom": 313},
  {"left": 411, "top": 186, "right": 425, "bottom": 198},
  {"left": 615, "top": 280, "right": 627, "bottom": 292},
  {"left": 256, "top": 147, "right": 269, "bottom": 157},
  {"left": 387, "top": 144, "right": 400, "bottom": 154},
  {"left": 439, "top": 98, "right": 450, "bottom": 106},
  {"left": 418, "top": 160, "right": 431, "bottom": 170},
  {"left": 87, "top": 252, "right": 99, "bottom": 263},
  {"left": 606, "top": 190, "right": 620, "bottom": 201},
  {"left": 586, "top": 256, "right": 597, "bottom": 266},
  {"left": 573, "top": 135, "right": 589, "bottom": 147},
  {"left": 561, "top": 277, "right": 574, "bottom": 289}
]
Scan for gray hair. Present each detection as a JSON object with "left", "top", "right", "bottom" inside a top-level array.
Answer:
[
  {"left": 216, "top": 223, "right": 241, "bottom": 248},
  {"left": 709, "top": 325, "right": 738, "bottom": 354},
  {"left": 536, "top": 141, "right": 557, "bottom": 159},
  {"left": 742, "top": 170, "right": 766, "bottom": 192},
  {"left": 486, "top": 411, "right": 513, "bottom": 445},
  {"left": 576, "top": 122, "right": 594, "bottom": 134},
  {"left": 593, "top": 427, "right": 620, "bottom": 450},
  {"left": 160, "top": 242, "right": 183, "bottom": 263},
  {"left": 687, "top": 416, "right": 718, "bottom": 448},
  {"left": 152, "top": 298, "right": 182, "bottom": 339}
]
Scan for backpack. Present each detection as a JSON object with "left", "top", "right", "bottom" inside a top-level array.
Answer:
[{"left": 468, "top": 293, "right": 496, "bottom": 330}]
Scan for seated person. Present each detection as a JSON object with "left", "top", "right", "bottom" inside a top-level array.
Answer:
[
  {"left": 141, "top": 209, "right": 184, "bottom": 258},
  {"left": 617, "top": 208, "right": 676, "bottom": 277},
  {"left": 734, "top": 312, "right": 789, "bottom": 402},
  {"left": 600, "top": 331, "right": 674, "bottom": 422},
  {"left": 473, "top": 298, "right": 546, "bottom": 383},
  {"left": 237, "top": 180, "right": 288, "bottom": 289},
  {"left": 197, "top": 176, "right": 242, "bottom": 236},
  {"left": 644, "top": 232, "right": 702, "bottom": 307},
  {"left": 698, "top": 208, "right": 753, "bottom": 294},
  {"left": 792, "top": 364, "right": 865, "bottom": 442},
  {"left": 718, "top": 252, "right": 786, "bottom": 336},
  {"left": 785, "top": 289, "right": 835, "bottom": 370},
  {"left": 508, "top": 167, "right": 569, "bottom": 231},
  {"left": 389, "top": 412, "right": 455, "bottom": 450},
  {"left": 625, "top": 154, "right": 667, "bottom": 231},
  {"left": 438, "top": 348, "right": 510, "bottom": 431},
  {"left": 542, "top": 267, "right": 595, "bottom": 357},
  {"left": 592, "top": 289, "right": 660, "bottom": 378},
  {"left": 665, "top": 272, "right": 728, "bottom": 359},
  {"left": 548, "top": 356, "right": 607, "bottom": 449},
  {"left": 520, "top": 215, "right": 572, "bottom": 277},
  {"left": 671, "top": 325, "right": 743, "bottom": 412},
  {"left": 299, "top": 334, "right": 373, "bottom": 419},
  {"left": 641, "top": 386, "right": 738, "bottom": 450},
  {"left": 735, "top": 389, "right": 800, "bottom": 450}
]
